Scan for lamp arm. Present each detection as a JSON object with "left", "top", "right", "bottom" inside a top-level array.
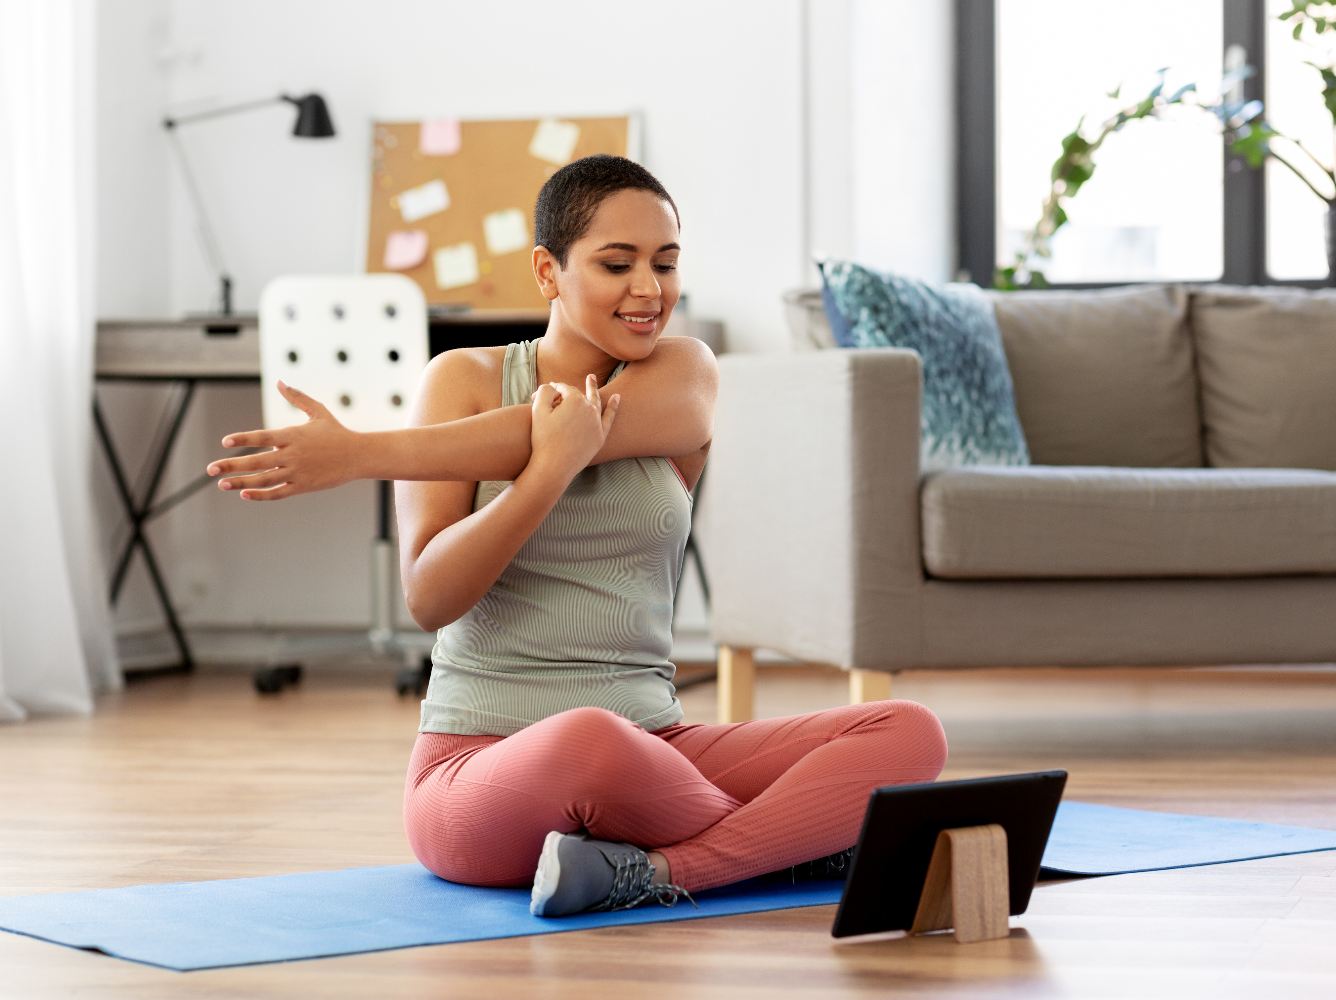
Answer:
[
  {"left": 165, "top": 127, "right": 231, "bottom": 313},
  {"left": 161, "top": 95, "right": 287, "bottom": 130}
]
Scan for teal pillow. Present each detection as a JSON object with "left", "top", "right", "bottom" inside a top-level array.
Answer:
[{"left": 818, "top": 258, "right": 1029, "bottom": 470}]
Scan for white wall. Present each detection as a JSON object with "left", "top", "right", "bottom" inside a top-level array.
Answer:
[{"left": 93, "top": 0, "right": 954, "bottom": 642}]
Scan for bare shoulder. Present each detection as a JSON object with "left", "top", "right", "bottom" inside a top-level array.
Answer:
[
  {"left": 414, "top": 346, "right": 506, "bottom": 419},
  {"left": 643, "top": 334, "right": 718, "bottom": 380}
]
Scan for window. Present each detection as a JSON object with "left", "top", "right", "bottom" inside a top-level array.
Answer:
[
  {"left": 958, "top": 0, "right": 1330, "bottom": 288},
  {"left": 996, "top": 0, "right": 1224, "bottom": 284},
  {"left": 1264, "top": 0, "right": 1334, "bottom": 280}
]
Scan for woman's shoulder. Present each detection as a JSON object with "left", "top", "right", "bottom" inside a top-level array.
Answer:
[{"left": 419, "top": 345, "right": 508, "bottom": 413}]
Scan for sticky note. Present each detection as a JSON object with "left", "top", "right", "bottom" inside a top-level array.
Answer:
[
  {"left": 397, "top": 179, "right": 450, "bottom": 223},
  {"left": 420, "top": 118, "right": 461, "bottom": 156},
  {"left": 528, "top": 119, "right": 580, "bottom": 165},
  {"left": 433, "top": 243, "right": 479, "bottom": 290},
  {"left": 483, "top": 208, "right": 529, "bottom": 256},
  {"left": 383, "top": 230, "right": 429, "bottom": 271}
]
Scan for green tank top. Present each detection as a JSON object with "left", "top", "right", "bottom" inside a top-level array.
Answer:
[{"left": 418, "top": 336, "right": 693, "bottom": 736}]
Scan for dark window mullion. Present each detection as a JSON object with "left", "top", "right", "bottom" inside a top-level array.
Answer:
[
  {"left": 1223, "top": 0, "right": 1266, "bottom": 286},
  {"left": 955, "top": 0, "right": 996, "bottom": 286}
]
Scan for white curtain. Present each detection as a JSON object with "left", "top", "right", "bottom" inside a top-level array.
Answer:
[{"left": 0, "top": 0, "right": 121, "bottom": 721}]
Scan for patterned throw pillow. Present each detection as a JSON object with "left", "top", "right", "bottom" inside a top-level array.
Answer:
[{"left": 818, "top": 258, "right": 1030, "bottom": 470}]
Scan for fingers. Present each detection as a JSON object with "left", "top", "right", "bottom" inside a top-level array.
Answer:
[
  {"left": 548, "top": 381, "right": 578, "bottom": 400},
  {"left": 602, "top": 394, "right": 621, "bottom": 434},
  {"left": 277, "top": 380, "right": 327, "bottom": 419},
  {"left": 586, "top": 373, "right": 598, "bottom": 405},
  {"left": 206, "top": 450, "right": 280, "bottom": 478},
  {"left": 238, "top": 482, "right": 298, "bottom": 502},
  {"left": 218, "top": 468, "right": 288, "bottom": 492},
  {"left": 219, "top": 430, "right": 277, "bottom": 449}
]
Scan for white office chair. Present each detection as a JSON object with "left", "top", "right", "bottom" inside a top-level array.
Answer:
[{"left": 255, "top": 274, "right": 430, "bottom": 694}]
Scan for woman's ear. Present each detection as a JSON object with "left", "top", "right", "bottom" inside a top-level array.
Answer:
[{"left": 532, "top": 246, "right": 560, "bottom": 301}]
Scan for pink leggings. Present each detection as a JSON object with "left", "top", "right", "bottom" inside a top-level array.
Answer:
[{"left": 403, "top": 699, "right": 947, "bottom": 894}]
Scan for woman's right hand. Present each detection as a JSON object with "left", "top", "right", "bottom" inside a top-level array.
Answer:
[{"left": 529, "top": 374, "right": 620, "bottom": 477}]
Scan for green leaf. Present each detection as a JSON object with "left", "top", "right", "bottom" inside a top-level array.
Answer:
[
  {"left": 1229, "top": 123, "right": 1277, "bottom": 168},
  {"left": 1168, "top": 82, "right": 1197, "bottom": 103}
]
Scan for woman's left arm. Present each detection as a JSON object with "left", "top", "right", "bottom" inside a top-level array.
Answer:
[{"left": 207, "top": 336, "right": 717, "bottom": 499}]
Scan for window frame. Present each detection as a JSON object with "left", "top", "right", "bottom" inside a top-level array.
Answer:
[{"left": 955, "top": 0, "right": 1327, "bottom": 289}]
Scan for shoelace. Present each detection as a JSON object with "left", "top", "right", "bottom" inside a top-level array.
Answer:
[
  {"left": 789, "top": 846, "right": 855, "bottom": 883},
  {"left": 595, "top": 851, "right": 699, "bottom": 912}
]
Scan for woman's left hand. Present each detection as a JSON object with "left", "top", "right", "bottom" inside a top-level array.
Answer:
[{"left": 205, "top": 381, "right": 362, "bottom": 501}]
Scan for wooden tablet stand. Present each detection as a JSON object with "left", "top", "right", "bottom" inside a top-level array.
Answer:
[{"left": 909, "top": 824, "right": 1010, "bottom": 943}]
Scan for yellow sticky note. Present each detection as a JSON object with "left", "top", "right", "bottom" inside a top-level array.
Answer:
[
  {"left": 483, "top": 208, "right": 529, "bottom": 256},
  {"left": 434, "top": 243, "right": 479, "bottom": 290},
  {"left": 398, "top": 179, "right": 450, "bottom": 223},
  {"left": 528, "top": 119, "right": 580, "bottom": 165}
]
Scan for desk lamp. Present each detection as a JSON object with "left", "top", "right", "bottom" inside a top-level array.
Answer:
[{"left": 162, "top": 93, "right": 336, "bottom": 315}]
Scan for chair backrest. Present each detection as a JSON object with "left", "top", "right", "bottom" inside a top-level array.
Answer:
[{"left": 257, "top": 274, "right": 428, "bottom": 433}]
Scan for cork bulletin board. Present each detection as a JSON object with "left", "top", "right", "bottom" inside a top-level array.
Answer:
[{"left": 365, "top": 115, "right": 637, "bottom": 311}]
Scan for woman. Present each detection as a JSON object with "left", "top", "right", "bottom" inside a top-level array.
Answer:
[{"left": 206, "top": 155, "right": 948, "bottom": 918}]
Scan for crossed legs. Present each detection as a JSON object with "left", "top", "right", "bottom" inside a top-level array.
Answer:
[{"left": 404, "top": 700, "right": 948, "bottom": 894}]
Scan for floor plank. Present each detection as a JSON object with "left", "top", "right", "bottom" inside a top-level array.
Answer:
[{"left": 2, "top": 660, "right": 1335, "bottom": 998}]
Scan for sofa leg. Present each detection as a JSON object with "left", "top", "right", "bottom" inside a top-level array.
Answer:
[
  {"left": 850, "top": 668, "right": 891, "bottom": 704},
  {"left": 717, "top": 645, "right": 756, "bottom": 723}
]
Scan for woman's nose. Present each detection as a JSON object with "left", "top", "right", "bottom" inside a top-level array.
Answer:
[{"left": 630, "top": 263, "right": 661, "bottom": 299}]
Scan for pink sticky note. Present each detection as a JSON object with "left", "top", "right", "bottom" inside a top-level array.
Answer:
[
  {"left": 383, "top": 230, "right": 429, "bottom": 271},
  {"left": 420, "top": 118, "right": 461, "bottom": 156}
]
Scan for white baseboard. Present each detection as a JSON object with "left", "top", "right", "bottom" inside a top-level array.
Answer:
[{"left": 114, "top": 625, "right": 802, "bottom": 672}]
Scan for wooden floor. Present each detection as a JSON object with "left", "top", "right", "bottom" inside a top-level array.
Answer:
[{"left": 3, "top": 660, "right": 1336, "bottom": 998}]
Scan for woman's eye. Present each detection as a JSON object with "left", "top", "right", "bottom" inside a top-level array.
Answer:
[{"left": 601, "top": 262, "right": 678, "bottom": 274}]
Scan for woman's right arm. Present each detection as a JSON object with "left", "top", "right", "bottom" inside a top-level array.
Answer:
[
  {"left": 399, "top": 356, "right": 618, "bottom": 630},
  {"left": 395, "top": 349, "right": 578, "bottom": 631}
]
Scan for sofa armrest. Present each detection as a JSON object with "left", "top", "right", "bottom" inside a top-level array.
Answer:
[{"left": 700, "top": 348, "right": 927, "bottom": 670}]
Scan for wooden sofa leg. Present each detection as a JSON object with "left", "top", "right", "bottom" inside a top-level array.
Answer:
[
  {"left": 717, "top": 645, "right": 756, "bottom": 723},
  {"left": 850, "top": 668, "right": 891, "bottom": 704}
]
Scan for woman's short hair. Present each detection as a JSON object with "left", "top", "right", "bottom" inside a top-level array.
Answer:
[{"left": 534, "top": 154, "right": 679, "bottom": 268}]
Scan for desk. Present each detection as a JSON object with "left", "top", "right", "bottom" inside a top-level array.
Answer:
[{"left": 95, "top": 312, "right": 715, "bottom": 675}]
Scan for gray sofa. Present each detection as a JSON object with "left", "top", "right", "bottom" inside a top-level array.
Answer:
[{"left": 700, "top": 283, "right": 1336, "bottom": 723}]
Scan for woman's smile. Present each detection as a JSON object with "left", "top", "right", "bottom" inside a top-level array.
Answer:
[{"left": 615, "top": 311, "right": 659, "bottom": 334}]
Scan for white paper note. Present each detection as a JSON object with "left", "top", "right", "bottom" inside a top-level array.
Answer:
[
  {"left": 397, "top": 179, "right": 450, "bottom": 223},
  {"left": 528, "top": 119, "right": 580, "bottom": 165},
  {"left": 433, "top": 243, "right": 479, "bottom": 290},
  {"left": 483, "top": 208, "right": 529, "bottom": 256}
]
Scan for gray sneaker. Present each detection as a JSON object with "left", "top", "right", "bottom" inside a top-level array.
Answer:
[{"left": 529, "top": 831, "right": 699, "bottom": 917}]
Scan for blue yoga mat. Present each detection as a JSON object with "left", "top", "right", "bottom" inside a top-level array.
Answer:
[
  {"left": 1, "top": 801, "right": 1333, "bottom": 971},
  {"left": 1039, "top": 801, "right": 1336, "bottom": 876}
]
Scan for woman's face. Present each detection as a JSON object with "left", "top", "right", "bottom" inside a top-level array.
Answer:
[{"left": 537, "top": 188, "right": 681, "bottom": 359}]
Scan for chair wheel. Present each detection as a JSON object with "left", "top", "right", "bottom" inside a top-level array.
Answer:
[
  {"left": 254, "top": 663, "right": 303, "bottom": 695},
  {"left": 395, "top": 657, "right": 432, "bottom": 698}
]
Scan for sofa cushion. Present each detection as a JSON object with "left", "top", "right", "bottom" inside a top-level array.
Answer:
[
  {"left": 920, "top": 466, "right": 1336, "bottom": 579},
  {"left": 1190, "top": 285, "right": 1336, "bottom": 471},
  {"left": 817, "top": 259, "right": 1030, "bottom": 470},
  {"left": 985, "top": 285, "right": 1201, "bottom": 468}
]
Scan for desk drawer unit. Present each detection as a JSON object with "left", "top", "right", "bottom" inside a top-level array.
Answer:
[{"left": 96, "top": 317, "right": 261, "bottom": 379}]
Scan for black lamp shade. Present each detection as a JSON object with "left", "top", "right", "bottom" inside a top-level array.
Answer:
[{"left": 288, "top": 93, "right": 335, "bottom": 138}]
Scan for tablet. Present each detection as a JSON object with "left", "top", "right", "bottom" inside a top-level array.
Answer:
[{"left": 830, "top": 770, "right": 1067, "bottom": 938}]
